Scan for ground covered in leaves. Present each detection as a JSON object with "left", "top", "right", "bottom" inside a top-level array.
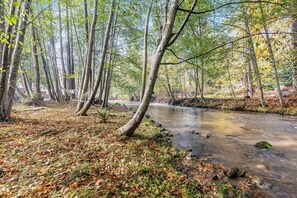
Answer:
[{"left": 0, "top": 103, "right": 262, "bottom": 197}]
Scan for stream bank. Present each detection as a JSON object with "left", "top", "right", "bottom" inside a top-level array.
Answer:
[
  {"left": 117, "top": 101, "right": 297, "bottom": 198},
  {"left": 168, "top": 96, "right": 297, "bottom": 116}
]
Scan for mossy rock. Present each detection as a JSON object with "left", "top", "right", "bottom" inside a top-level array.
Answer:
[{"left": 255, "top": 141, "right": 272, "bottom": 149}]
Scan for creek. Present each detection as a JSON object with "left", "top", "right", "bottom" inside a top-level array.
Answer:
[{"left": 114, "top": 101, "right": 297, "bottom": 197}]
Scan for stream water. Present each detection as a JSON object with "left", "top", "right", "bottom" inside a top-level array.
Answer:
[{"left": 114, "top": 101, "right": 297, "bottom": 197}]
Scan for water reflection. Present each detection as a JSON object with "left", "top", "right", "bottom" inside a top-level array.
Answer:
[{"left": 115, "top": 101, "right": 297, "bottom": 197}]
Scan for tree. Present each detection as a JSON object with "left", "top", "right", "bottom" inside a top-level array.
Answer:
[
  {"left": 76, "top": 0, "right": 116, "bottom": 116},
  {"left": 120, "top": 0, "right": 197, "bottom": 136},
  {"left": 1, "top": 0, "right": 32, "bottom": 120},
  {"left": 292, "top": 0, "right": 297, "bottom": 91},
  {"left": 258, "top": 0, "right": 284, "bottom": 107},
  {"left": 140, "top": 0, "right": 154, "bottom": 101}
]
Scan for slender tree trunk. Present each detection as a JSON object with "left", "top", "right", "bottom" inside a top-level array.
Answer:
[
  {"left": 30, "top": 21, "right": 41, "bottom": 95},
  {"left": 84, "top": 0, "right": 89, "bottom": 42},
  {"left": 58, "top": 1, "right": 67, "bottom": 98},
  {"left": 227, "top": 58, "right": 236, "bottom": 99},
  {"left": 245, "top": 48, "right": 254, "bottom": 98},
  {"left": 76, "top": 0, "right": 115, "bottom": 116},
  {"left": 50, "top": 38, "right": 64, "bottom": 102},
  {"left": 0, "top": 0, "right": 5, "bottom": 62},
  {"left": 244, "top": 16, "right": 266, "bottom": 107},
  {"left": 70, "top": 24, "right": 75, "bottom": 95},
  {"left": 292, "top": 0, "right": 297, "bottom": 91},
  {"left": 20, "top": 65, "right": 32, "bottom": 97},
  {"left": 0, "top": 0, "right": 17, "bottom": 116},
  {"left": 259, "top": 1, "right": 284, "bottom": 107},
  {"left": 198, "top": 18, "right": 204, "bottom": 100},
  {"left": 164, "top": 65, "right": 174, "bottom": 100},
  {"left": 36, "top": 31, "right": 54, "bottom": 100},
  {"left": 3, "top": 0, "right": 32, "bottom": 119},
  {"left": 70, "top": 6, "right": 84, "bottom": 82},
  {"left": 140, "top": 0, "right": 154, "bottom": 101},
  {"left": 194, "top": 59, "right": 202, "bottom": 99},
  {"left": 102, "top": 12, "right": 118, "bottom": 108},
  {"left": 119, "top": 0, "right": 179, "bottom": 136},
  {"left": 76, "top": 0, "right": 99, "bottom": 113},
  {"left": 66, "top": 2, "right": 73, "bottom": 98}
]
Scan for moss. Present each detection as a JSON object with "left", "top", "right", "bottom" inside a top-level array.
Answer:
[{"left": 255, "top": 141, "right": 272, "bottom": 149}]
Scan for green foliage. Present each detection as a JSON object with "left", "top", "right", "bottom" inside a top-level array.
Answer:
[
  {"left": 96, "top": 108, "right": 110, "bottom": 123},
  {"left": 255, "top": 141, "right": 272, "bottom": 149},
  {"left": 32, "top": 93, "right": 44, "bottom": 100}
]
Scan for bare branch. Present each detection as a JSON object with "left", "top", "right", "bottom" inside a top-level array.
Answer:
[
  {"left": 178, "top": 1, "right": 286, "bottom": 15},
  {"left": 167, "top": 0, "right": 197, "bottom": 47},
  {"left": 162, "top": 32, "right": 297, "bottom": 65}
]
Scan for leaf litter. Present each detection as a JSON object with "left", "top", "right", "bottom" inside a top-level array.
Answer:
[{"left": 0, "top": 104, "right": 265, "bottom": 197}]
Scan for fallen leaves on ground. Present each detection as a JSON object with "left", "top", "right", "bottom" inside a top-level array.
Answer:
[{"left": 0, "top": 103, "right": 261, "bottom": 197}]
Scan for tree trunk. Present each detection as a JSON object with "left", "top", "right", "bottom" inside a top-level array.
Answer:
[
  {"left": 66, "top": 2, "right": 73, "bottom": 98},
  {"left": 58, "top": 1, "right": 67, "bottom": 98},
  {"left": 198, "top": 18, "right": 204, "bottom": 100},
  {"left": 102, "top": 12, "right": 118, "bottom": 108},
  {"left": 3, "top": 0, "right": 32, "bottom": 119},
  {"left": 244, "top": 16, "right": 266, "bottom": 107},
  {"left": 84, "top": 0, "right": 89, "bottom": 42},
  {"left": 36, "top": 31, "right": 55, "bottom": 100},
  {"left": 292, "top": 1, "right": 297, "bottom": 91},
  {"left": 30, "top": 21, "right": 41, "bottom": 95},
  {"left": 20, "top": 65, "right": 32, "bottom": 98},
  {"left": 140, "top": 0, "right": 154, "bottom": 101},
  {"left": 119, "top": 0, "right": 179, "bottom": 136},
  {"left": 0, "top": 0, "right": 17, "bottom": 117},
  {"left": 259, "top": 1, "right": 284, "bottom": 107},
  {"left": 76, "top": 0, "right": 99, "bottom": 113},
  {"left": 245, "top": 48, "right": 254, "bottom": 98},
  {"left": 194, "top": 59, "right": 201, "bottom": 99},
  {"left": 164, "top": 65, "right": 174, "bottom": 100},
  {"left": 70, "top": 5, "right": 84, "bottom": 85},
  {"left": 50, "top": 38, "right": 64, "bottom": 102},
  {"left": 0, "top": 0, "right": 5, "bottom": 62},
  {"left": 76, "top": 0, "right": 115, "bottom": 116}
]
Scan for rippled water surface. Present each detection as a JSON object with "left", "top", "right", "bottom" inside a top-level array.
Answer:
[{"left": 114, "top": 101, "right": 297, "bottom": 197}]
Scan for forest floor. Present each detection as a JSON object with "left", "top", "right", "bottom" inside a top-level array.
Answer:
[
  {"left": 0, "top": 103, "right": 266, "bottom": 197},
  {"left": 170, "top": 94, "right": 297, "bottom": 116}
]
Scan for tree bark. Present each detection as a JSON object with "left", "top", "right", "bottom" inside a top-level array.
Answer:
[
  {"left": 30, "top": 21, "right": 41, "bottom": 95},
  {"left": 0, "top": 0, "right": 17, "bottom": 117},
  {"left": 259, "top": 1, "right": 284, "bottom": 107},
  {"left": 3, "top": 0, "right": 32, "bottom": 119},
  {"left": 58, "top": 0, "right": 67, "bottom": 98},
  {"left": 66, "top": 2, "right": 73, "bottom": 98},
  {"left": 20, "top": 65, "right": 32, "bottom": 98},
  {"left": 164, "top": 65, "right": 174, "bottom": 100},
  {"left": 0, "top": 0, "right": 5, "bottom": 62},
  {"left": 119, "top": 0, "right": 180, "bottom": 136},
  {"left": 76, "top": 0, "right": 115, "bottom": 116},
  {"left": 244, "top": 16, "right": 266, "bottom": 107},
  {"left": 292, "top": 0, "right": 297, "bottom": 91},
  {"left": 198, "top": 17, "right": 204, "bottom": 100},
  {"left": 140, "top": 0, "right": 154, "bottom": 101},
  {"left": 245, "top": 48, "right": 254, "bottom": 98},
  {"left": 76, "top": 0, "right": 99, "bottom": 113},
  {"left": 84, "top": 0, "right": 89, "bottom": 42},
  {"left": 36, "top": 31, "right": 55, "bottom": 100}
]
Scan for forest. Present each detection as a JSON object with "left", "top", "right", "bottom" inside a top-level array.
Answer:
[{"left": 0, "top": 0, "right": 297, "bottom": 197}]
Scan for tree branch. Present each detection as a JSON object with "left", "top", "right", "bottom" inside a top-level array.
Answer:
[
  {"left": 162, "top": 32, "right": 297, "bottom": 65},
  {"left": 178, "top": 1, "right": 286, "bottom": 15},
  {"left": 167, "top": 0, "right": 197, "bottom": 47}
]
